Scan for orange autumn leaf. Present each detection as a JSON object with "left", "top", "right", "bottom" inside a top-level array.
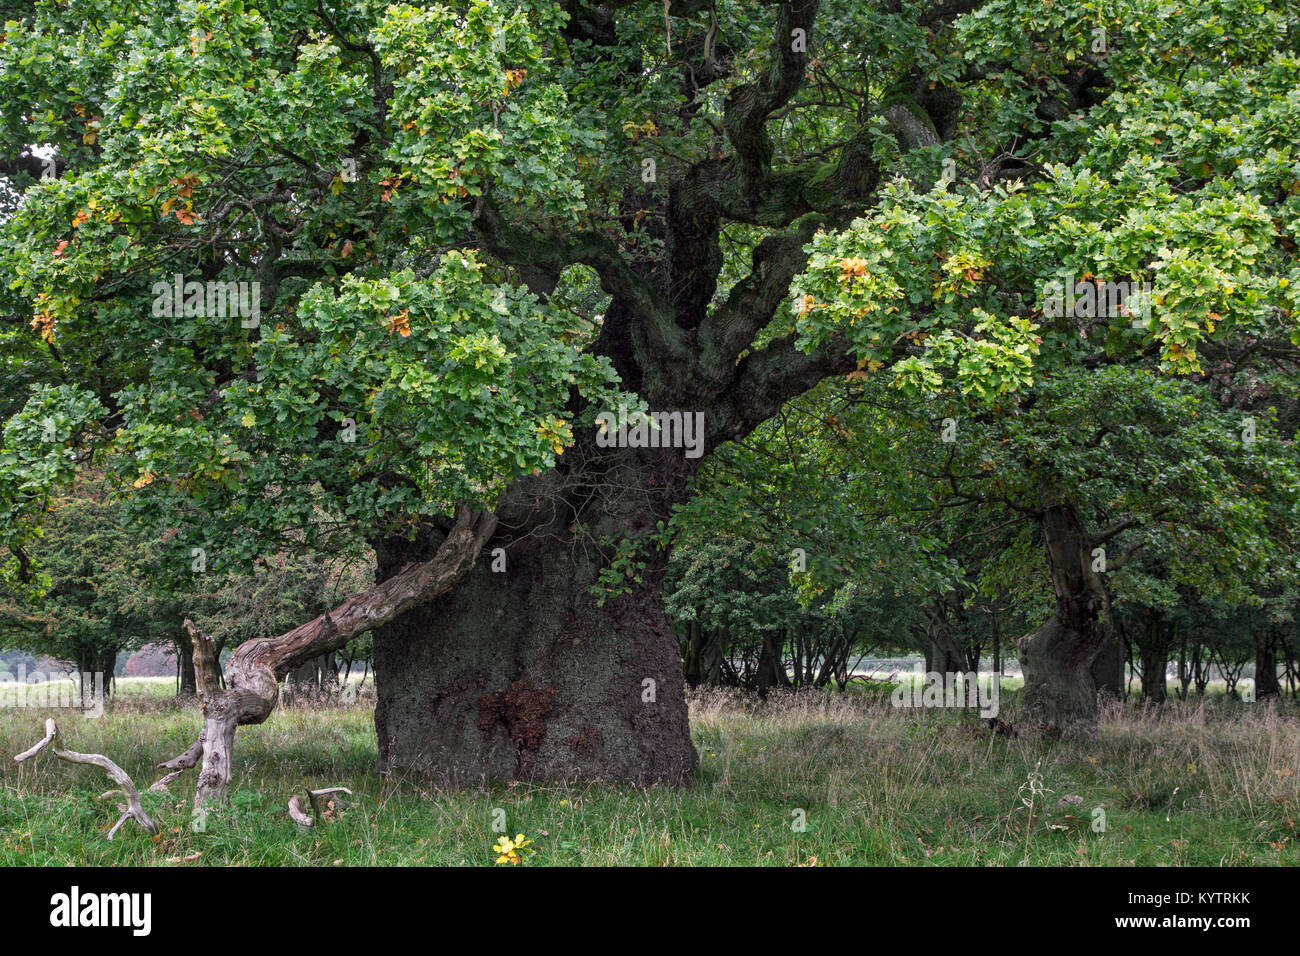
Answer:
[
  {"left": 386, "top": 308, "right": 411, "bottom": 337},
  {"left": 53, "top": 240, "right": 69, "bottom": 258},
  {"left": 838, "top": 257, "right": 869, "bottom": 282},
  {"left": 30, "top": 312, "right": 56, "bottom": 343},
  {"left": 503, "top": 68, "right": 527, "bottom": 94},
  {"left": 175, "top": 207, "right": 197, "bottom": 225}
]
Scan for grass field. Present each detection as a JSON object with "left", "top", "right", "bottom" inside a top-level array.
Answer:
[{"left": 0, "top": 682, "right": 1296, "bottom": 866}]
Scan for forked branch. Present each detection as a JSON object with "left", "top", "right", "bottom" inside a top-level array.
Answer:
[{"left": 14, "top": 718, "right": 159, "bottom": 840}]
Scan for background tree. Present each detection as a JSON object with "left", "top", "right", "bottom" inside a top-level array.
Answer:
[{"left": 0, "top": 475, "right": 150, "bottom": 701}]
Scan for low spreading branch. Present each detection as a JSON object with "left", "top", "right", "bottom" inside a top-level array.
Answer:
[
  {"left": 155, "top": 501, "right": 497, "bottom": 804},
  {"left": 14, "top": 718, "right": 159, "bottom": 840}
]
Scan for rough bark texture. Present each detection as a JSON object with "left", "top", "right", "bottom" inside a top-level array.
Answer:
[
  {"left": 373, "top": 539, "right": 696, "bottom": 785},
  {"left": 1091, "top": 635, "right": 1125, "bottom": 699},
  {"left": 373, "top": 446, "right": 697, "bottom": 785},
  {"left": 1018, "top": 502, "right": 1112, "bottom": 739}
]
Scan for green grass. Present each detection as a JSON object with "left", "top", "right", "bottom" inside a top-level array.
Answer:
[{"left": 0, "top": 686, "right": 1296, "bottom": 866}]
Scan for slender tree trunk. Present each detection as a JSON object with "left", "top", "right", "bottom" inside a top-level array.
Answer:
[
  {"left": 1193, "top": 645, "right": 1209, "bottom": 696},
  {"left": 1281, "top": 639, "right": 1298, "bottom": 699},
  {"left": 74, "top": 648, "right": 116, "bottom": 706},
  {"left": 1176, "top": 633, "right": 1190, "bottom": 701},
  {"left": 1017, "top": 501, "right": 1111, "bottom": 739},
  {"left": 991, "top": 606, "right": 1002, "bottom": 676},
  {"left": 175, "top": 636, "right": 197, "bottom": 698},
  {"left": 1255, "top": 631, "right": 1281, "bottom": 700},
  {"left": 1135, "top": 614, "right": 1172, "bottom": 703}
]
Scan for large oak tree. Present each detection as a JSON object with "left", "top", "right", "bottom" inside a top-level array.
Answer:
[{"left": 2, "top": 0, "right": 1297, "bottom": 795}]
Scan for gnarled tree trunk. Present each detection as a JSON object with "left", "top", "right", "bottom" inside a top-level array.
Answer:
[
  {"left": 1018, "top": 502, "right": 1112, "bottom": 739},
  {"left": 372, "top": 445, "right": 697, "bottom": 785}
]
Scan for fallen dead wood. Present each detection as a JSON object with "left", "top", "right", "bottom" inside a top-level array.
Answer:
[
  {"left": 288, "top": 787, "right": 352, "bottom": 827},
  {"left": 14, "top": 718, "right": 159, "bottom": 840}
]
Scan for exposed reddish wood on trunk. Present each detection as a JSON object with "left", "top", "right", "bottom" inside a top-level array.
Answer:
[{"left": 160, "top": 503, "right": 497, "bottom": 804}]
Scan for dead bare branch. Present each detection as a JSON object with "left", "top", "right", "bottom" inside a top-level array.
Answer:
[
  {"left": 289, "top": 786, "right": 353, "bottom": 827},
  {"left": 149, "top": 770, "right": 187, "bottom": 793},
  {"left": 14, "top": 718, "right": 160, "bottom": 840}
]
